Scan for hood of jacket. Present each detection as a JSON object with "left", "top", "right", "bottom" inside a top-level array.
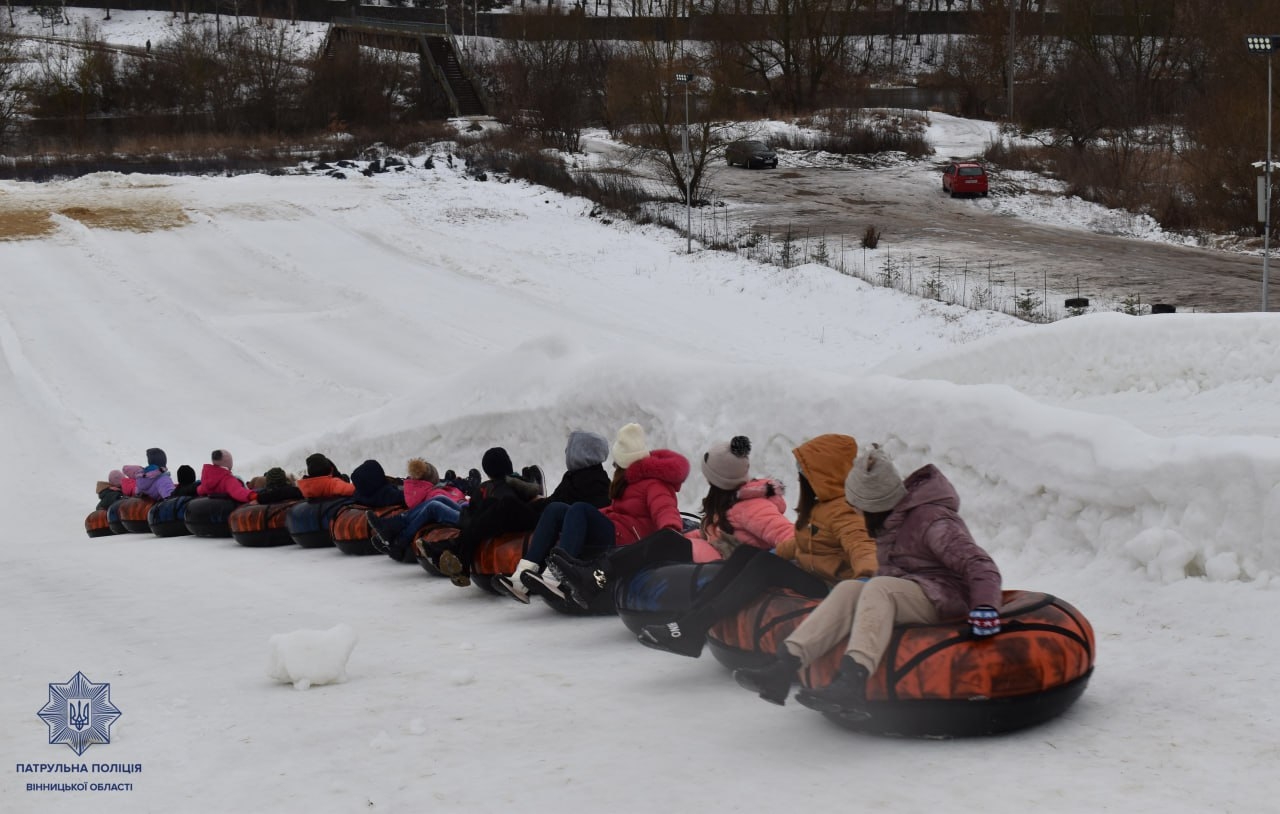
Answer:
[
  {"left": 793, "top": 434, "right": 858, "bottom": 502},
  {"left": 736, "top": 477, "right": 786, "bottom": 512},
  {"left": 351, "top": 459, "right": 388, "bottom": 497},
  {"left": 887, "top": 464, "right": 960, "bottom": 521},
  {"left": 623, "top": 448, "right": 690, "bottom": 489}
]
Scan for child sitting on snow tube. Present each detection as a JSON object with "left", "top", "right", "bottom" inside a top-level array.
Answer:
[
  {"left": 171, "top": 464, "right": 199, "bottom": 497},
  {"left": 197, "top": 449, "right": 257, "bottom": 504},
  {"left": 733, "top": 444, "right": 1002, "bottom": 720},
  {"left": 297, "top": 454, "right": 356, "bottom": 499},
  {"left": 367, "top": 458, "right": 466, "bottom": 562},
  {"left": 498, "top": 423, "right": 689, "bottom": 603},
  {"left": 95, "top": 470, "right": 125, "bottom": 509},
  {"left": 550, "top": 435, "right": 794, "bottom": 609},
  {"left": 134, "top": 447, "right": 175, "bottom": 501},
  {"left": 255, "top": 467, "right": 304, "bottom": 504}
]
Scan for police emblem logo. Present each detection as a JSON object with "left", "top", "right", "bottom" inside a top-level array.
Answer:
[{"left": 37, "top": 672, "right": 123, "bottom": 755}]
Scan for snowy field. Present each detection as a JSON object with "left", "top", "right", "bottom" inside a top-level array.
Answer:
[{"left": 0, "top": 146, "right": 1278, "bottom": 814}]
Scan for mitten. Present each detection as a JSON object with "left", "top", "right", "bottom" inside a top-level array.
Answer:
[{"left": 968, "top": 605, "right": 1001, "bottom": 637}]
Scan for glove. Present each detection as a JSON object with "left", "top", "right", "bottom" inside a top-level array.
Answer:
[{"left": 968, "top": 605, "right": 1001, "bottom": 637}]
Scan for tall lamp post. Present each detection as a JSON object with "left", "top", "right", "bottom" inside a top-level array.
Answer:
[
  {"left": 1246, "top": 35, "right": 1278, "bottom": 312},
  {"left": 675, "top": 73, "right": 693, "bottom": 253}
]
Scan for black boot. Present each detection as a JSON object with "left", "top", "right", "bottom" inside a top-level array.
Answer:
[
  {"left": 795, "top": 656, "right": 871, "bottom": 717},
  {"left": 548, "top": 550, "right": 610, "bottom": 610},
  {"left": 733, "top": 646, "right": 802, "bottom": 706}
]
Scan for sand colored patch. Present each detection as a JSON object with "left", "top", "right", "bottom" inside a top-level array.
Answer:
[
  {"left": 0, "top": 209, "right": 56, "bottom": 241},
  {"left": 57, "top": 201, "right": 191, "bottom": 231},
  {"left": 0, "top": 198, "right": 189, "bottom": 241}
]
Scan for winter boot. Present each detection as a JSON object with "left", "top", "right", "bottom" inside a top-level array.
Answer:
[
  {"left": 548, "top": 550, "right": 610, "bottom": 610},
  {"left": 437, "top": 549, "right": 471, "bottom": 587},
  {"left": 795, "top": 656, "right": 871, "bottom": 718},
  {"left": 366, "top": 511, "right": 403, "bottom": 555},
  {"left": 637, "top": 619, "right": 707, "bottom": 659},
  {"left": 733, "top": 646, "right": 803, "bottom": 706},
  {"left": 494, "top": 559, "right": 539, "bottom": 604}
]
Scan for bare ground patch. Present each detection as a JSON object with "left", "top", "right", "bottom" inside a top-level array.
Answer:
[{"left": 0, "top": 198, "right": 189, "bottom": 240}]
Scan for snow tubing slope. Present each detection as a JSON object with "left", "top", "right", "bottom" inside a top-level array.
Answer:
[
  {"left": 330, "top": 504, "right": 403, "bottom": 556},
  {"left": 183, "top": 497, "right": 238, "bottom": 538},
  {"left": 229, "top": 501, "right": 300, "bottom": 547},
  {"left": 147, "top": 495, "right": 193, "bottom": 537},
  {"left": 85, "top": 508, "right": 113, "bottom": 538},
  {"left": 706, "top": 588, "right": 1094, "bottom": 738},
  {"left": 286, "top": 498, "right": 351, "bottom": 548},
  {"left": 116, "top": 497, "right": 156, "bottom": 533}
]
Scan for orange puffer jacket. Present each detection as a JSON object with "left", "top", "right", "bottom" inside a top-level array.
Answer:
[
  {"left": 775, "top": 434, "right": 875, "bottom": 581},
  {"left": 297, "top": 474, "right": 356, "bottom": 499}
]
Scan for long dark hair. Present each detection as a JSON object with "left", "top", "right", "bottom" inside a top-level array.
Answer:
[
  {"left": 794, "top": 473, "right": 816, "bottom": 531},
  {"left": 861, "top": 509, "right": 891, "bottom": 539},
  {"left": 700, "top": 484, "right": 738, "bottom": 537},
  {"left": 608, "top": 466, "right": 629, "bottom": 502}
]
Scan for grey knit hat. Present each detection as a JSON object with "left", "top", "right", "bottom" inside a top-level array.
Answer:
[
  {"left": 565, "top": 431, "right": 609, "bottom": 471},
  {"left": 702, "top": 436, "right": 751, "bottom": 490},
  {"left": 844, "top": 444, "right": 907, "bottom": 513}
]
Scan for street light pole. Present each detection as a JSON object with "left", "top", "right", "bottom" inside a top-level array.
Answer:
[
  {"left": 1246, "top": 35, "right": 1279, "bottom": 312},
  {"left": 676, "top": 73, "right": 693, "bottom": 253}
]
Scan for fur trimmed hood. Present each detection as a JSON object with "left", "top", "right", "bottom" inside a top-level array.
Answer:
[{"left": 622, "top": 448, "right": 690, "bottom": 489}]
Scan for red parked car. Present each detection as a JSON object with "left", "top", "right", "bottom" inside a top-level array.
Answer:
[{"left": 942, "top": 162, "right": 989, "bottom": 197}]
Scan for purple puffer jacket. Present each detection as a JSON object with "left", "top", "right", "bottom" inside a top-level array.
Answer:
[
  {"left": 875, "top": 464, "right": 1002, "bottom": 619},
  {"left": 135, "top": 468, "right": 175, "bottom": 500}
]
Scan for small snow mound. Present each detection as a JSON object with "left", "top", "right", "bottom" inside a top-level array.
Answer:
[
  {"left": 449, "top": 668, "right": 476, "bottom": 686},
  {"left": 266, "top": 623, "right": 358, "bottom": 690},
  {"left": 408, "top": 718, "right": 428, "bottom": 736}
]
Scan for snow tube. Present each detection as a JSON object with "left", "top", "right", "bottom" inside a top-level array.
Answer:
[
  {"left": 85, "top": 508, "right": 114, "bottom": 538},
  {"left": 412, "top": 524, "right": 460, "bottom": 575},
  {"left": 147, "top": 496, "right": 193, "bottom": 537},
  {"left": 534, "top": 578, "right": 618, "bottom": 617},
  {"left": 229, "top": 501, "right": 300, "bottom": 547},
  {"left": 470, "top": 532, "right": 530, "bottom": 594},
  {"left": 330, "top": 504, "right": 404, "bottom": 556},
  {"left": 706, "top": 588, "right": 1095, "bottom": 738},
  {"left": 285, "top": 498, "right": 351, "bottom": 548},
  {"left": 116, "top": 497, "right": 156, "bottom": 533},
  {"left": 183, "top": 497, "right": 239, "bottom": 538},
  {"left": 614, "top": 560, "right": 726, "bottom": 635},
  {"left": 105, "top": 501, "right": 127, "bottom": 535}
]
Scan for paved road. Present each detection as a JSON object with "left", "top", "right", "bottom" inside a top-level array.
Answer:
[{"left": 705, "top": 160, "right": 1269, "bottom": 314}]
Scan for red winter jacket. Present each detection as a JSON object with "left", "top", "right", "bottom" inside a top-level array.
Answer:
[
  {"left": 602, "top": 449, "right": 690, "bottom": 546},
  {"left": 196, "top": 463, "right": 257, "bottom": 504}
]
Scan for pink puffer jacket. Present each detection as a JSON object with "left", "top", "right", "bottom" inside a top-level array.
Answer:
[
  {"left": 404, "top": 480, "right": 467, "bottom": 508},
  {"left": 687, "top": 478, "right": 794, "bottom": 562}
]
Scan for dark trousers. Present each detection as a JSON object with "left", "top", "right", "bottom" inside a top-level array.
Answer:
[{"left": 678, "top": 545, "right": 829, "bottom": 636}]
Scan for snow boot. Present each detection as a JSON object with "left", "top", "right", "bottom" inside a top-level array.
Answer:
[
  {"left": 733, "top": 646, "right": 803, "bottom": 706},
  {"left": 437, "top": 549, "right": 471, "bottom": 588},
  {"left": 494, "top": 558, "right": 538, "bottom": 604},
  {"left": 795, "top": 656, "right": 871, "bottom": 718},
  {"left": 549, "top": 550, "right": 609, "bottom": 610},
  {"left": 637, "top": 620, "right": 706, "bottom": 658},
  {"left": 366, "top": 511, "right": 402, "bottom": 555}
]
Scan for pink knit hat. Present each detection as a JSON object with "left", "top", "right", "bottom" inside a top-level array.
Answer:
[{"left": 212, "top": 449, "right": 234, "bottom": 471}]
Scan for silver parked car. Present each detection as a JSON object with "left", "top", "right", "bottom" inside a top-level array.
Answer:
[{"left": 725, "top": 139, "right": 778, "bottom": 169}]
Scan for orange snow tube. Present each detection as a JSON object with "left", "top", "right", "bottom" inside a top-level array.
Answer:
[
  {"left": 229, "top": 501, "right": 300, "bottom": 547},
  {"left": 470, "top": 532, "right": 529, "bottom": 593},
  {"left": 116, "top": 496, "right": 157, "bottom": 533},
  {"left": 85, "top": 508, "right": 113, "bottom": 538},
  {"left": 330, "top": 504, "right": 403, "bottom": 556},
  {"left": 708, "top": 589, "right": 1095, "bottom": 738}
]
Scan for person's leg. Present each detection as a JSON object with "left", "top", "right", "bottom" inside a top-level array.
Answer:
[
  {"left": 557, "top": 502, "right": 616, "bottom": 560},
  {"left": 522, "top": 502, "right": 571, "bottom": 566},
  {"left": 551, "top": 528, "right": 694, "bottom": 610},
  {"left": 845, "top": 576, "right": 939, "bottom": 674},
  {"left": 796, "top": 577, "right": 939, "bottom": 716}
]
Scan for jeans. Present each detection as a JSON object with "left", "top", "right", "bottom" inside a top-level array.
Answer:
[
  {"left": 395, "top": 496, "right": 461, "bottom": 545},
  {"left": 526, "top": 501, "right": 617, "bottom": 565}
]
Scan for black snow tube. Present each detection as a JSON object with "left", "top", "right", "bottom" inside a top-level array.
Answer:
[
  {"left": 229, "top": 501, "right": 299, "bottom": 547},
  {"left": 613, "top": 561, "right": 725, "bottom": 636},
  {"left": 183, "top": 497, "right": 239, "bottom": 537},
  {"left": 286, "top": 498, "right": 352, "bottom": 548},
  {"left": 147, "top": 496, "right": 193, "bottom": 537},
  {"left": 106, "top": 500, "right": 127, "bottom": 535}
]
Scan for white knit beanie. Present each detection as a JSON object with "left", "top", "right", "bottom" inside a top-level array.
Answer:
[
  {"left": 611, "top": 423, "right": 650, "bottom": 469},
  {"left": 844, "top": 444, "right": 907, "bottom": 513},
  {"left": 702, "top": 436, "right": 751, "bottom": 490}
]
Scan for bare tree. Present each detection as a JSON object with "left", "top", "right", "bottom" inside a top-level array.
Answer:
[{"left": 0, "top": 33, "right": 19, "bottom": 145}]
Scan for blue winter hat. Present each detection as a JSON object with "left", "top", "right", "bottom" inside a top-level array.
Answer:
[
  {"left": 565, "top": 431, "right": 609, "bottom": 471},
  {"left": 146, "top": 447, "right": 167, "bottom": 469}
]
